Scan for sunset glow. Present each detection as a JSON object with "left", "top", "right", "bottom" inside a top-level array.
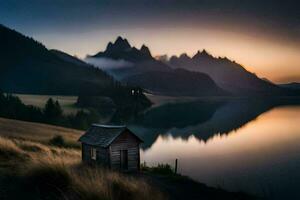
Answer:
[
  {"left": 1, "top": 0, "right": 299, "bottom": 83},
  {"left": 141, "top": 106, "right": 300, "bottom": 194}
]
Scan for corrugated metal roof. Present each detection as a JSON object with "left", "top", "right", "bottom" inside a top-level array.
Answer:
[{"left": 78, "top": 124, "right": 142, "bottom": 147}]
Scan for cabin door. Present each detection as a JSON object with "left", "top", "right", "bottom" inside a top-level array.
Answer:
[{"left": 120, "top": 150, "right": 128, "bottom": 170}]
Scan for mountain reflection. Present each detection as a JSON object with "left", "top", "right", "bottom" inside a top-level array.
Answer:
[{"left": 125, "top": 98, "right": 300, "bottom": 149}]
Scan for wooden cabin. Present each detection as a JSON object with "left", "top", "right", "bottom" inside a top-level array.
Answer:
[{"left": 78, "top": 124, "right": 143, "bottom": 171}]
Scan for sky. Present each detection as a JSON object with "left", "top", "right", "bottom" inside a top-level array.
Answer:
[{"left": 0, "top": 0, "right": 299, "bottom": 83}]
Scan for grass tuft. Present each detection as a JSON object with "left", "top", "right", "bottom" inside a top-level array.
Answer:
[
  {"left": 141, "top": 162, "right": 174, "bottom": 175},
  {"left": 49, "top": 135, "right": 81, "bottom": 149},
  {"left": 49, "top": 135, "right": 66, "bottom": 147},
  {"left": 0, "top": 137, "right": 29, "bottom": 169},
  {"left": 16, "top": 140, "right": 45, "bottom": 152}
]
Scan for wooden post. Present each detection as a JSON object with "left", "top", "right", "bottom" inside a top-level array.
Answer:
[{"left": 175, "top": 158, "right": 178, "bottom": 174}]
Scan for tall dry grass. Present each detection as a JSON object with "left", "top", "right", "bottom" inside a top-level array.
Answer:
[
  {"left": 71, "top": 166, "right": 165, "bottom": 200},
  {"left": 0, "top": 137, "right": 29, "bottom": 170},
  {"left": 0, "top": 136, "right": 166, "bottom": 200}
]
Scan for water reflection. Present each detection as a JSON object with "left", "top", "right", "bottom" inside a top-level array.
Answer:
[
  {"left": 130, "top": 101, "right": 300, "bottom": 199},
  {"left": 127, "top": 98, "right": 300, "bottom": 149}
]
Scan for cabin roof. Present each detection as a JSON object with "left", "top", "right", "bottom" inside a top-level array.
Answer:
[{"left": 78, "top": 124, "right": 143, "bottom": 147}]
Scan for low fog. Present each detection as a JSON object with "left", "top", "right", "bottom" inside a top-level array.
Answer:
[{"left": 85, "top": 57, "right": 133, "bottom": 70}]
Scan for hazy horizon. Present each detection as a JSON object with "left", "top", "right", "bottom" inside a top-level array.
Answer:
[{"left": 1, "top": 0, "right": 299, "bottom": 83}]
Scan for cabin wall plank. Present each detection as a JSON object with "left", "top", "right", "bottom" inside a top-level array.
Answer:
[
  {"left": 110, "top": 131, "right": 140, "bottom": 171},
  {"left": 82, "top": 143, "right": 109, "bottom": 166}
]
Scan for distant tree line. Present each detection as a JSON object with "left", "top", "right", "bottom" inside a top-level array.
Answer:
[
  {"left": 0, "top": 92, "right": 99, "bottom": 130},
  {"left": 0, "top": 88, "right": 152, "bottom": 130}
]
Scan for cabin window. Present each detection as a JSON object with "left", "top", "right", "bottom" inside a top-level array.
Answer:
[{"left": 91, "top": 147, "right": 97, "bottom": 160}]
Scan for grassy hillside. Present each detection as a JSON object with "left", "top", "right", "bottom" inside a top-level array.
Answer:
[
  {"left": 0, "top": 118, "right": 257, "bottom": 200},
  {"left": 0, "top": 118, "right": 165, "bottom": 200},
  {"left": 0, "top": 117, "right": 82, "bottom": 144}
]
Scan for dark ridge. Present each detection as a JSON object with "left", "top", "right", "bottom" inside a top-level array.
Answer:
[
  {"left": 123, "top": 68, "right": 227, "bottom": 97},
  {"left": 169, "top": 49, "right": 297, "bottom": 96}
]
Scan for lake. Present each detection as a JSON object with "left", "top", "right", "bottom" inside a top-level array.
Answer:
[{"left": 126, "top": 99, "right": 300, "bottom": 199}]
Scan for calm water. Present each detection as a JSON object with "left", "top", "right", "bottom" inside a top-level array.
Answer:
[{"left": 126, "top": 99, "right": 300, "bottom": 199}]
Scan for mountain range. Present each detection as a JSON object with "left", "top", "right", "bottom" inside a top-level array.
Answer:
[
  {"left": 0, "top": 24, "right": 298, "bottom": 98},
  {"left": 88, "top": 36, "right": 297, "bottom": 96},
  {"left": 88, "top": 37, "right": 227, "bottom": 96},
  {"left": 168, "top": 51, "right": 284, "bottom": 95}
]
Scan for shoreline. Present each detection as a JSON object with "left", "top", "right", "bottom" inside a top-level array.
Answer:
[
  {"left": 145, "top": 93, "right": 300, "bottom": 106},
  {"left": 141, "top": 171, "right": 258, "bottom": 200}
]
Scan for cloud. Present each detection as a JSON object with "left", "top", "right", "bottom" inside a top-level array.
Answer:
[{"left": 84, "top": 57, "right": 133, "bottom": 70}]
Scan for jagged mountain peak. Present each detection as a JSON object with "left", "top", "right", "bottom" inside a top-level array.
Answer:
[
  {"left": 92, "top": 37, "right": 154, "bottom": 62},
  {"left": 170, "top": 55, "right": 178, "bottom": 60},
  {"left": 192, "top": 49, "right": 213, "bottom": 60},
  {"left": 179, "top": 53, "right": 191, "bottom": 60},
  {"left": 140, "top": 44, "right": 152, "bottom": 57},
  {"left": 115, "top": 36, "right": 130, "bottom": 44},
  {"left": 104, "top": 36, "right": 131, "bottom": 53},
  {"left": 109, "top": 36, "right": 131, "bottom": 51},
  {"left": 105, "top": 42, "right": 113, "bottom": 51},
  {"left": 169, "top": 53, "right": 191, "bottom": 63}
]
